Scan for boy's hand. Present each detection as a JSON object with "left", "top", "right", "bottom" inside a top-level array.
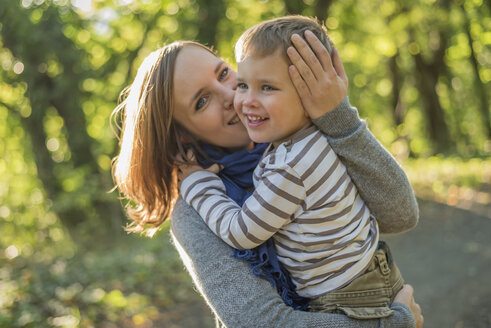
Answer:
[
  {"left": 176, "top": 150, "right": 221, "bottom": 184},
  {"left": 287, "top": 30, "right": 348, "bottom": 119}
]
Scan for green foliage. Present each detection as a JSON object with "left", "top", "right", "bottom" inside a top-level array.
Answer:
[
  {"left": 402, "top": 156, "right": 491, "bottom": 206},
  {"left": 0, "top": 224, "right": 213, "bottom": 328},
  {"left": 0, "top": 0, "right": 489, "bottom": 325}
]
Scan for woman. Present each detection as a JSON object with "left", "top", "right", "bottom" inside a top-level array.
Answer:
[{"left": 112, "top": 32, "right": 423, "bottom": 327}]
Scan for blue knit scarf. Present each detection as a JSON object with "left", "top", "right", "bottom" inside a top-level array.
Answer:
[{"left": 197, "top": 143, "right": 310, "bottom": 311}]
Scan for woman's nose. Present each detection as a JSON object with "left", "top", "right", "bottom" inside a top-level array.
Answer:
[
  {"left": 221, "top": 84, "right": 235, "bottom": 111},
  {"left": 224, "top": 97, "right": 234, "bottom": 111}
]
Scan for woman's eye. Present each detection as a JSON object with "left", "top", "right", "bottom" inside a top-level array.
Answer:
[
  {"left": 219, "top": 67, "right": 229, "bottom": 80},
  {"left": 195, "top": 96, "right": 208, "bottom": 111},
  {"left": 237, "top": 83, "right": 248, "bottom": 90}
]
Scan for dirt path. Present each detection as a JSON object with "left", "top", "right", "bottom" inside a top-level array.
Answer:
[{"left": 384, "top": 199, "right": 491, "bottom": 328}]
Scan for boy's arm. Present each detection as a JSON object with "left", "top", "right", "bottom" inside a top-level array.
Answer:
[
  {"left": 170, "top": 198, "right": 416, "bottom": 328},
  {"left": 179, "top": 167, "right": 304, "bottom": 249}
]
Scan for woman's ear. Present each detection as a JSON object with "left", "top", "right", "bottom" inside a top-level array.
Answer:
[
  {"left": 174, "top": 123, "right": 194, "bottom": 148},
  {"left": 179, "top": 133, "right": 192, "bottom": 144}
]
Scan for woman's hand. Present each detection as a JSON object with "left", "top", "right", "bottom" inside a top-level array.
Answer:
[
  {"left": 287, "top": 30, "right": 348, "bottom": 119},
  {"left": 393, "top": 284, "right": 424, "bottom": 328},
  {"left": 176, "top": 149, "right": 221, "bottom": 184}
]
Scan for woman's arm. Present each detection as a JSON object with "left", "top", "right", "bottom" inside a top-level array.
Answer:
[
  {"left": 312, "top": 98, "right": 418, "bottom": 233},
  {"left": 170, "top": 198, "right": 415, "bottom": 328},
  {"left": 288, "top": 32, "right": 418, "bottom": 233}
]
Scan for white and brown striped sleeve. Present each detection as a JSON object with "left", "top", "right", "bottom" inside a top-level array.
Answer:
[{"left": 179, "top": 165, "right": 306, "bottom": 250}]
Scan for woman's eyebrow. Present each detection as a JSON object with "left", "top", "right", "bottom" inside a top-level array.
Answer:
[
  {"left": 189, "top": 87, "right": 204, "bottom": 107},
  {"left": 214, "top": 61, "right": 224, "bottom": 74},
  {"left": 188, "top": 61, "right": 224, "bottom": 107}
]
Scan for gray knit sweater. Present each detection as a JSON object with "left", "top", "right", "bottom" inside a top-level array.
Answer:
[{"left": 171, "top": 98, "right": 419, "bottom": 328}]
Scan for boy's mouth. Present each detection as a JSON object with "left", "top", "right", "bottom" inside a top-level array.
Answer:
[{"left": 246, "top": 114, "right": 267, "bottom": 123}]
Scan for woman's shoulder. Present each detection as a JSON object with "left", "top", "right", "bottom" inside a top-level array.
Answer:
[
  {"left": 170, "top": 198, "right": 200, "bottom": 234},
  {"left": 171, "top": 197, "right": 229, "bottom": 256},
  {"left": 172, "top": 198, "right": 195, "bottom": 219}
]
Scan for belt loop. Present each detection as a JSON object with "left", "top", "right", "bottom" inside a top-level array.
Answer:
[
  {"left": 378, "top": 241, "right": 393, "bottom": 266},
  {"left": 376, "top": 252, "right": 391, "bottom": 276}
]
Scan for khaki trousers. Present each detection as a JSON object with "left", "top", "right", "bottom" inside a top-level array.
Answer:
[{"left": 309, "top": 241, "right": 404, "bottom": 319}]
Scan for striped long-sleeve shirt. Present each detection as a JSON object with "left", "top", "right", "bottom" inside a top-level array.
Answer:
[{"left": 180, "top": 125, "right": 379, "bottom": 298}]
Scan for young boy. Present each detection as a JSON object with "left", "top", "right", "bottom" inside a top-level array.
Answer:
[{"left": 180, "top": 16, "right": 404, "bottom": 319}]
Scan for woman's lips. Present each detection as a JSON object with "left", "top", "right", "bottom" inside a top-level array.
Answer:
[{"left": 228, "top": 114, "right": 241, "bottom": 125}]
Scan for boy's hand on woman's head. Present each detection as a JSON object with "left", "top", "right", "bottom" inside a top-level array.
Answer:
[{"left": 287, "top": 30, "right": 348, "bottom": 119}]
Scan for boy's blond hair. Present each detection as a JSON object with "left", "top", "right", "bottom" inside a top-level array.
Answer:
[{"left": 235, "top": 15, "right": 333, "bottom": 63}]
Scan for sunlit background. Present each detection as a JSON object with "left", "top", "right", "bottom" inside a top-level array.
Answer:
[{"left": 0, "top": 0, "right": 489, "bottom": 327}]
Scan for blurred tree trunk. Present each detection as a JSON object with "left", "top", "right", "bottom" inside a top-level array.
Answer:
[
  {"left": 283, "top": 0, "right": 306, "bottom": 15},
  {"left": 389, "top": 53, "right": 405, "bottom": 127},
  {"left": 0, "top": 2, "right": 123, "bottom": 244},
  {"left": 314, "top": 0, "right": 334, "bottom": 22},
  {"left": 283, "top": 0, "right": 333, "bottom": 22},
  {"left": 410, "top": 0, "right": 453, "bottom": 154},
  {"left": 461, "top": 5, "right": 491, "bottom": 139},
  {"left": 196, "top": 0, "right": 226, "bottom": 46},
  {"left": 386, "top": 5, "right": 410, "bottom": 129},
  {"left": 385, "top": 2, "right": 413, "bottom": 159},
  {"left": 388, "top": 52, "right": 412, "bottom": 158},
  {"left": 412, "top": 45, "right": 452, "bottom": 153}
]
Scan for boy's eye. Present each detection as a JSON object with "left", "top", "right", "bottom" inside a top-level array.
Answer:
[
  {"left": 237, "top": 82, "right": 248, "bottom": 90},
  {"left": 262, "top": 85, "right": 275, "bottom": 91},
  {"left": 195, "top": 96, "right": 208, "bottom": 111},
  {"left": 219, "top": 67, "right": 229, "bottom": 80}
]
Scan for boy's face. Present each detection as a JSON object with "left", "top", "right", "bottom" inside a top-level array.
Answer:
[{"left": 234, "top": 49, "right": 310, "bottom": 146}]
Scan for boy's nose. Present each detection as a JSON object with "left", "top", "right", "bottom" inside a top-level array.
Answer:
[{"left": 242, "top": 91, "right": 259, "bottom": 108}]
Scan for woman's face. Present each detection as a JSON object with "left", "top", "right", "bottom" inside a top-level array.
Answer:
[{"left": 172, "top": 45, "right": 253, "bottom": 152}]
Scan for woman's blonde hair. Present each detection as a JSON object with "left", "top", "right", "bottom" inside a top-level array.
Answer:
[{"left": 111, "top": 41, "right": 214, "bottom": 236}]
